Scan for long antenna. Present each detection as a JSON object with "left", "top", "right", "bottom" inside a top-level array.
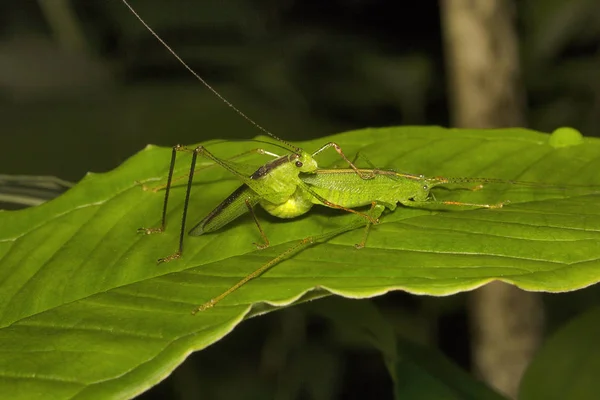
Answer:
[{"left": 120, "top": 0, "right": 298, "bottom": 151}]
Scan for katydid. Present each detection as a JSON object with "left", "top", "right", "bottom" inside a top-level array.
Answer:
[
  {"left": 121, "top": 1, "right": 595, "bottom": 314},
  {"left": 122, "top": 0, "right": 378, "bottom": 264}
]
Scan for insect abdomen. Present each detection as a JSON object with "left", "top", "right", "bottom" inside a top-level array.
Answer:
[
  {"left": 260, "top": 186, "right": 314, "bottom": 218},
  {"left": 302, "top": 171, "right": 401, "bottom": 208}
]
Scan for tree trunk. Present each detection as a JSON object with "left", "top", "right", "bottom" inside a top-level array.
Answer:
[{"left": 440, "top": 1, "right": 543, "bottom": 398}]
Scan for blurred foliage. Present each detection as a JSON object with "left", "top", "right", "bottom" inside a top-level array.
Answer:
[
  {"left": 1, "top": 0, "right": 599, "bottom": 398},
  {"left": 0, "top": 174, "right": 72, "bottom": 210},
  {"left": 1, "top": 0, "right": 598, "bottom": 182},
  {"left": 521, "top": 0, "right": 600, "bottom": 134}
]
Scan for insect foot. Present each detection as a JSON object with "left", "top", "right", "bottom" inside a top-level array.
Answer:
[
  {"left": 254, "top": 242, "right": 270, "bottom": 250},
  {"left": 490, "top": 200, "right": 511, "bottom": 209},
  {"left": 157, "top": 252, "right": 181, "bottom": 264},
  {"left": 137, "top": 227, "right": 164, "bottom": 235},
  {"left": 358, "top": 170, "right": 377, "bottom": 180},
  {"left": 192, "top": 299, "right": 215, "bottom": 314},
  {"left": 136, "top": 181, "right": 165, "bottom": 192}
]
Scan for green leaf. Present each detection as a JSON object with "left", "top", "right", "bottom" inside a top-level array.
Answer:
[
  {"left": 520, "top": 306, "right": 600, "bottom": 400},
  {"left": 1, "top": 126, "right": 600, "bottom": 398}
]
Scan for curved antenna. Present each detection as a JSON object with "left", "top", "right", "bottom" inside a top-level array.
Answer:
[
  {"left": 246, "top": 139, "right": 297, "bottom": 153},
  {"left": 120, "top": 0, "right": 299, "bottom": 152}
]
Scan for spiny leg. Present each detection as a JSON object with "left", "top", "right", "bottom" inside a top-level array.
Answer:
[
  {"left": 301, "top": 183, "right": 380, "bottom": 225},
  {"left": 193, "top": 236, "right": 314, "bottom": 313},
  {"left": 245, "top": 199, "right": 270, "bottom": 249},
  {"left": 156, "top": 144, "right": 253, "bottom": 263},
  {"left": 156, "top": 146, "right": 201, "bottom": 264},
  {"left": 312, "top": 142, "right": 375, "bottom": 180},
  {"left": 437, "top": 200, "right": 509, "bottom": 209},
  {"left": 138, "top": 144, "right": 212, "bottom": 263},
  {"left": 407, "top": 199, "right": 510, "bottom": 210},
  {"left": 354, "top": 202, "right": 385, "bottom": 249},
  {"left": 138, "top": 144, "right": 182, "bottom": 235},
  {"left": 350, "top": 151, "right": 378, "bottom": 169},
  {"left": 193, "top": 204, "right": 385, "bottom": 313}
]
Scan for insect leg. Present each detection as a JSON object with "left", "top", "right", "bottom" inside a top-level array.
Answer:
[
  {"left": 438, "top": 200, "right": 509, "bottom": 209},
  {"left": 355, "top": 203, "right": 386, "bottom": 249},
  {"left": 403, "top": 199, "right": 510, "bottom": 210},
  {"left": 138, "top": 144, "right": 182, "bottom": 234},
  {"left": 312, "top": 142, "right": 375, "bottom": 179},
  {"left": 154, "top": 146, "right": 201, "bottom": 264},
  {"left": 350, "top": 151, "right": 377, "bottom": 169},
  {"left": 246, "top": 199, "right": 270, "bottom": 249},
  {"left": 300, "top": 182, "right": 380, "bottom": 225},
  {"left": 193, "top": 204, "right": 385, "bottom": 313}
]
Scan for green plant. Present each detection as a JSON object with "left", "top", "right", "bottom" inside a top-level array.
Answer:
[{"left": 1, "top": 126, "right": 599, "bottom": 399}]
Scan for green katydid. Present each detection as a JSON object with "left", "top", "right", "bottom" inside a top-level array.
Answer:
[{"left": 123, "top": 1, "right": 597, "bottom": 314}]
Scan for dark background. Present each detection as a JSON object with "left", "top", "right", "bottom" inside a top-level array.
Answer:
[
  {"left": 2, "top": 0, "right": 599, "bottom": 182},
  {"left": 2, "top": 0, "right": 600, "bottom": 398}
]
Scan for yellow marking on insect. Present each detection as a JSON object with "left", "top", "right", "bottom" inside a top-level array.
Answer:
[{"left": 261, "top": 188, "right": 314, "bottom": 218}]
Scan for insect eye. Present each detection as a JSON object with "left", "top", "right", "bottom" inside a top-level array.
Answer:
[
  {"left": 423, "top": 185, "right": 428, "bottom": 190},
  {"left": 295, "top": 161, "right": 303, "bottom": 168}
]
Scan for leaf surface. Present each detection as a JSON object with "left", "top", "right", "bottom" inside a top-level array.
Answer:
[{"left": 1, "top": 126, "right": 600, "bottom": 398}]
